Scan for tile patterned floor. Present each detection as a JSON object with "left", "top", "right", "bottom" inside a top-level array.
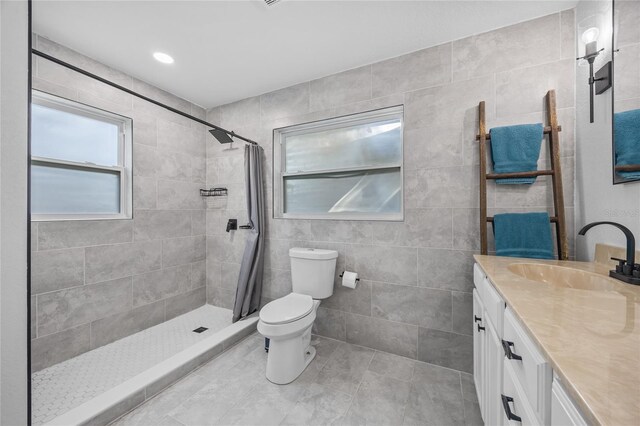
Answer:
[
  {"left": 112, "top": 333, "right": 483, "bottom": 425},
  {"left": 32, "top": 305, "right": 233, "bottom": 425}
]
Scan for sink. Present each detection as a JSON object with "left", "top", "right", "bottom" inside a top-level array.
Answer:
[{"left": 508, "top": 263, "right": 616, "bottom": 291}]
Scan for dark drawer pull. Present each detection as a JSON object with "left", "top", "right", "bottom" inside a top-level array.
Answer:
[
  {"left": 477, "top": 324, "right": 485, "bottom": 332},
  {"left": 501, "top": 340, "right": 523, "bottom": 361},
  {"left": 474, "top": 315, "right": 482, "bottom": 323},
  {"left": 501, "top": 394, "right": 522, "bottom": 422}
]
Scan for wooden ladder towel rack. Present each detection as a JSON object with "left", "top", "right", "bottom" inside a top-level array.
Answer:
[{"left": 477, "top": 89, "right": 568, "bottom": 260}]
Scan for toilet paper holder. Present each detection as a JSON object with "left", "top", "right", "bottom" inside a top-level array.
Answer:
[{"left": 339, "top": 271, "right": 360, "bottom": 282}]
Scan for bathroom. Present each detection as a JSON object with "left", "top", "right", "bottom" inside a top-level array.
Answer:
[{"left": 0, "top": 0, "right": 638, "bottom": 424}]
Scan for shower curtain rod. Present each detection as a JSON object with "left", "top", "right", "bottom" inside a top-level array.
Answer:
[{"left": 31, "top": 48, "right": 259, "bottom": 145}]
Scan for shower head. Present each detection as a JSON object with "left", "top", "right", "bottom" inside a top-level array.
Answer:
[
  {"left": 208, "top": 126, "right": 258, "bottom": 147},
  {"left": 209, "top": 128, "right": 235, "bottom": 144}
]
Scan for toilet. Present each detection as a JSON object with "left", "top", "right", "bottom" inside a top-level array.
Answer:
[{"left": 257, "top": 247, "right": 338, "bottom": 384}]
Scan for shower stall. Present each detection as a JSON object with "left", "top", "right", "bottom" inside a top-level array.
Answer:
[{"left": 29, "top": 37, "right": 262, "bottom": 425}]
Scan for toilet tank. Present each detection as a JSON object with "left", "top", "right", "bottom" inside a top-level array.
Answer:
[{"left": 289, "top": 248, "right": 338, "bottom": 299}]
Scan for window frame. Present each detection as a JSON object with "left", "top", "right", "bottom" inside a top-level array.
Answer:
[
  {"left": 272, "top": 105, "right": 404, "bottom": 221},
  {"left": 31, "top": 90, "right": 133, "bottom": 221}
]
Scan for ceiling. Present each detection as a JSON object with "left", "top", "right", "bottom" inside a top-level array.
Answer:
[{"left": 33, "top": 0, "right": 577, "bottom": 109}]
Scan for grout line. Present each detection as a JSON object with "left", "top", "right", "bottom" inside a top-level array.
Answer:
[
  {"left": 166, "top": 414, "right": 186, "bottom": 425},
  {"left": 398, "top": 371, "right": 413, "bottom": 425},
  {"left": 34, "top": 294, "right": 38, "bottom": 339},
  {"left": 83, "top": 247, "right": 86, "bottom": 285},
  {"left": 369, "top": 64, "right": 373, "bottom": 99},
  {"left": 459, "top": 372, "right": 467, "bottom": 424},
  {"left": 451, "top": 207, "right": 455, "bottom": 249},
  {"left": 89, "top": 321, "right": 93, "bottom": 350},
  {"left": 337, "top": 304, "right": 469, "bottom": 337},
  {"left": 451, "top": 292, "right": 455, "bottom": 335},
  {"left": 415, "top": 319, "right": 420, "bottom": 366},
  {"left": 342, "top": 349, "right": 375, "bottom": 419},
  {"left": 492, "top": 71, "right": 498, "bottom": 119},
  {"left": 450, "top": 42, "right": 454, "bottom": 83}
]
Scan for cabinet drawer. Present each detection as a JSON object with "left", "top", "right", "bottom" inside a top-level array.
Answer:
[
  {"left": 483, "top": 277, "right": 505, "bottom": 337},
  {"left": 503, "top": 308, "right": 552, "bottom": 424},
  {"left": 474, "top": 263, "right": 486, "bottom": 300},
  {"left": 502, "top": 361, "right": 540, "bottom": 426}
]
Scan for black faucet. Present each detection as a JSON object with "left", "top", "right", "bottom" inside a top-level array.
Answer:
[{"left": 578, "top": 221, "right": 640, "bottom": 285}]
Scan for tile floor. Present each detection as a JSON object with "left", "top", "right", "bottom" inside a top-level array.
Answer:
[
  {"left": 112, "top": 333, "right": 482, "bottom": 425},
  {"left": 33, "top": 305, "right": 233, "bottom": 425}
]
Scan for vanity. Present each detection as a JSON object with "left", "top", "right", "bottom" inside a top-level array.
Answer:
[{"left": 472, "top": 253, "right": 640, "bottom": 425}]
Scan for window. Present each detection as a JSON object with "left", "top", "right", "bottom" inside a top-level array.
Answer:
[
  {"left": 31, "top": 91, "right": 132, "bottom": 220},
  {"left": 273, "top": 105, "right": 403, "bottom": 221}
]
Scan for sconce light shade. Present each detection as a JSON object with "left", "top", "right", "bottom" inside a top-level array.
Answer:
[
  {"left": 582, "top": 27, "right": 600, "bottom": 44},
  {"left": 582, "top": 27, "right": 600, "bottom": 57}
]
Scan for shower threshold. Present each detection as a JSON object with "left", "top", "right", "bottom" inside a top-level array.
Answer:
[{"left": 33, "top": 305, "right": 257, "bottom": 426}]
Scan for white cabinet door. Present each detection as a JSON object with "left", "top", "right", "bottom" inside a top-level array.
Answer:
[
  {"left": 502, "top": 361, "right": 540, "bottom": 426},
  {"left": 485, "top": 318, "right": 504, "bottom": 426},
  {"left": 473, "top": 288, "right": 486, "bottom": 419},
  {"left": 551, "top": 378, "right": 587, "bottom": 426}
]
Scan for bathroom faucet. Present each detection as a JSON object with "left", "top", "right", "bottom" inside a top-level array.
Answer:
[{"left": 578, "top": 221, "right": 640, "bottom": 285}]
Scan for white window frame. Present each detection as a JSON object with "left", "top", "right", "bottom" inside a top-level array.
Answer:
[
  {"left": 31, "top": 90, "right": 133, "bottom": 221},
  {"left": 273, "top": 105, "right": 404, "bottom": 221}
]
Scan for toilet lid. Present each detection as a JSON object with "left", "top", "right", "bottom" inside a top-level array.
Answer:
[{"left": 260, "top": 293, "right": 314, "bottom": 325}]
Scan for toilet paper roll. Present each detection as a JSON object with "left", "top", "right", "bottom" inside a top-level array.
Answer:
[{"left": 341, "top": 271, "right": 358, "bottom": 289}]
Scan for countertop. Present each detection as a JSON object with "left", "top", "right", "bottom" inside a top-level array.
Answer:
[{"left": 474, "top": 255, "right": 640, "bottom": 426}]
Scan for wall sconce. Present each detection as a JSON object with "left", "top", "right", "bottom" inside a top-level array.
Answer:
[{"left": 577, "top": 27, "right": 612, "bottom": 123}]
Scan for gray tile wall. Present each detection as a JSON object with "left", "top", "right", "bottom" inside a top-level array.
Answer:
[
  {"left": 30, "top": 35, "right": 208, "bottom": 371},
  {"left": 205, "top": 11, "right": 576, "bottom": 374}
]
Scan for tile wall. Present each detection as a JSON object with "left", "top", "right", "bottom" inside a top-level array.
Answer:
[
  {"left": 205, "top": 11, "right": 577, "bottom": 373},
  {"left": 30, "top": 36, "right": 208, "bottom": 371}
]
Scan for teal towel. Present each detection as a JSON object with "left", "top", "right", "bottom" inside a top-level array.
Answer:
[
  {"left": 490, "top": 123, "right": 543, "bottom": 184},
  {"left": 614, "top": 109, "right": 640, "bottom": 179},
  {"left": 493, "top": 212, "right": 554, "bottom": 259}
]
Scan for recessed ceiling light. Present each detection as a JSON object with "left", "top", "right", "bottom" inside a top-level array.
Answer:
[{"left": 153, "top": 52, "right": 174, "bottom": 64}]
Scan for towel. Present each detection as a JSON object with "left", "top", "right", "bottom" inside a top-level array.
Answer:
[
  {"left": 493, "top": 212, "right": 554, "bottom": 259},
  {"left": 614, "top": 109, "right": 640, "bottom": 179},
  {"left": 489, "top": 123, "right": 544, "bottom": 184}
]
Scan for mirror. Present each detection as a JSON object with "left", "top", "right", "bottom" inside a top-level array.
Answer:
[{"left": 612, "top": 0, "right": 640, "bottom": 184}]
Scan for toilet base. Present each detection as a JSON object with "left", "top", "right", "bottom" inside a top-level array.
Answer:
[
  {"left": 258, "top": 298, "right": 322, "bottom": 385},
  {"left": 265, "top": 332, "right": 316, "bottom": 384}
]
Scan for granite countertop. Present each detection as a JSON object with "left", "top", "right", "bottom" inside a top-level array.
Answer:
[{"left": 474, "top": 254, "right": 640, "bottom": 426}]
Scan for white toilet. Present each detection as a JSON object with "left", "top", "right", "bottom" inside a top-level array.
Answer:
[{"left": 257, "top": 247, "right": 338, "bottom": 384}]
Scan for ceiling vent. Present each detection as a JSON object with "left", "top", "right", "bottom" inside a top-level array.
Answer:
[{"left": 265, "top": 0, "right": 280, "bottom": 5}]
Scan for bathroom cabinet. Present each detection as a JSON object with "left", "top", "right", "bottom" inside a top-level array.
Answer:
[
  {"left": 473, "top": 264, "right": 506, "bottom": 426},
  {"left": 473, "top": 263, "right": 588, "bottom": 426}
]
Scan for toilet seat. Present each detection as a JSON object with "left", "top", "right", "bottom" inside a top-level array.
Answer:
[{"left": 259, "top": 293, "right": 314, "bottom": 325}]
